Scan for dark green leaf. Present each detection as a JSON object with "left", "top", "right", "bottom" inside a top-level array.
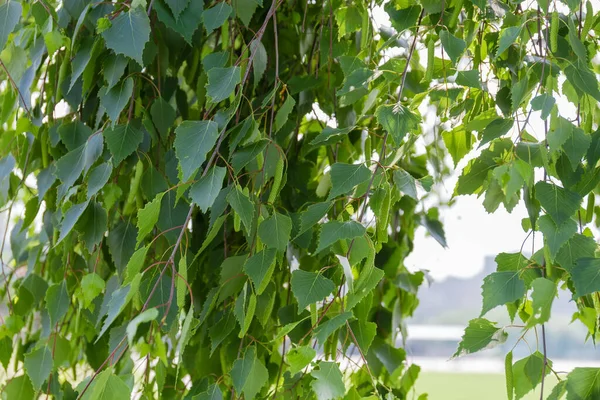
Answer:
[{"left": 102, "top": 6, "right": 151, "bottom": 66}]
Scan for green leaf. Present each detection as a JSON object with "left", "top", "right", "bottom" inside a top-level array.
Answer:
[
  {"left": 104, "top": 122, "right": 144, "bottom": 165},
  {"left": 317, "top": 220, "right": 365, "bottom": 253},
  {"left": 534, "top": 181, "right": 582, "bottom": 226},
  {"left": 59, "top": 120, "right": 93, "bottom": 151},
  {"left": 155, "top": 0, "right": 203, "bottom": 44},
  {"left": 453, "top": 318, "right": 508, "bottom": 357},
  {"left": 566, "top": 368, "right": 600, "bottom": 399},
  {"left": 87, "top": 161, "right": 113, "bottom": 199},
  {"left": 24, "top": 346, "right": 53, "bottom": 390},
  {"left": 231, "top": 347, "right": 268, "bottom": 400},
  {"left": 548, "top": 117, "right": 574, "bottom": 154},
  {"left": 137, "top": 192, "right": 165, "bottom": 246},
  {"left": 226, "top": 187, "right": 254, "bottom": 232},
  {"left": 393, "top": 169, "right": 417, "bottom": 200},
  {"left": 310, "top": 126, "right": 354, "bottom": 146},
  {"left": 203, "top": 2, "right": 232, "bottom": 34},
  {"left": 208, "top": 311, "right": 236, "bottom": 354},
  {"left": 54, "top": 134, "right": 104, "bottom": 198},
  {"left": 107, "top": 221, "right": 137, "bottom": 276},
  {"left": 99, "top": 78, "right": 134, "bottom": 124},
  {"left": 102, "top": 6, "right": 151, "bottom": 66},
  {"left": 126, "top": 308, "right": 158, "bottom": 345},
  {"left": 58, "top": 200, "right": 90, "bottom": 244},
  {"left": 244, "top": 248, "right": 277, "bottom": 295},
  {"left": 0, "top": 1, "right": 21, "bottom": 52},
  {"left": 506, "top": 351, "right": 514, "bottom": 400},
  {"left": 2, "top": 375, "right": 34, "bottom": 400},
  {"left": 526, "top": 277, "right": 556, "bottom": 327},
  {"left": 512, "top": 352, "right": 551, "bottom": 399},
  {"left": 174, "top": 120, "right": 219, "bottom": 182},
  {"left": 479, "top": 118, "right": 513, "bottom": 148},
  {"left": 80, "top": 273, "right": 106, "bottom": 309},
  {"left": 313, "top": 312, "right": 353, "bottom": 344},
  {"left": 97, "top": 283, "right": 132, "bottom": 341},
  {"left": 556, "top": 234, "right": 597, "bottom": 272},
  {"left": 348, "top": 319, "right": 376, "bottom": 354},
  {"left": 150, "top": 97, "right": 176, "bottom": 140},
  {"left": 165, "top": 0, "right": 190, "bottom": 19},
  {"left": 291, "top": 270, "right": 335, "bottom": 311},
  {"left": 124, "top": 245, "right": 148, "bottom": 283},
  {"left": 311, "top": 362, "right": 346, "bottom": 400},
  {"left": 572, "top": 258, "right": 600, "bottom": 298},
  {"left": 328, "top": 163, "right": 371, "bottom": 200},
  {"left": 231, "top": 139, "right": 269, "bottom": 173},
  {"left": 190, "top": 166, "right": 226, "bottom": 213},
  {"left": 375, "top": 104, "right": 420, "bottom": 146},
  {"left": 250, "top": 39, "right": 267, "bottom": 85},
  {"left": 563, "top": 128, "right": 591, "bottom": 170},
  {"left": 539, "top": 214, "right": 577, "bottom": 260},
  {"left": 496, "top": 26, "right": 521, "bottom": 57},
  {"left": 298, "top": 202, "right": 332, "bottom": 237},
  {"left": 234, "top": 0, "right": 261, "bottom": 26},
  {"left": 194, "top": 384, "right": 223, "bottom": 400},
  {"left": 480, "top": 271, "right": 526, "bottom": 316},
  {"left": 440, "top": 30, "right": 466, "bottom": 65},
  {"left": 456, "top": 70, "right": 481, "bottom": 89},
  {"left": 287, "top": 345, "right": 316, "bottom": 375},
  {"left": 258, "top": 212, "right": 292, "bottom": 251},
  {"left": 531, "top": 94, "right": 555, "bottom": 120},
  {"left": 443, "top": 126, "right": 475, "bottom": 167},
  {"left": 103, "top": 54, "right": 128, "bottom": 90},
  {"left": 46, "top": 281, "right": 70, "bottom": 327},
  {"left": 564, "top": 62, "right": 600, "bottom": 102},
  {"left": 334, "top": 5, "right": 362, "bottom": 38},
  {"left": 275, "top": 94, "right": 296, "bottom": 133},
  {"left": 83, "top": 369, "right": 132, "bottom": 400},
  {"left": 79, "top": 201, "right": 108, "bottom": 252},
  {"left": 206, "top": 66, "right": 240, "bottom": 103}
]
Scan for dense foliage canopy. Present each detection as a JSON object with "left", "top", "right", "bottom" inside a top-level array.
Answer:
[{"left": 2, "top": 0, "right": 600, "bottom": 399}]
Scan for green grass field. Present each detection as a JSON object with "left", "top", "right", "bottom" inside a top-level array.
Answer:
[{"left": 416, "top": 372, "right": 558, "bottom": 400}]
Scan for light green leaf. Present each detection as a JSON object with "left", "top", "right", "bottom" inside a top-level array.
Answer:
[
  {"left": 190, "top": 166, "right": 226, "bottom": 213},
  {"left": 84, "top": 369, "right": 132, "bottom": 400},
  {"left": 534, "top": 181, "right": 582, "bottom": 226},
  {"left": 244, "top": 248, "right": 277, "bottom": 295},
  {"left": 102, "top": 6, "right": 151, "bottom": 66},
  {"left": 2, "top": 375, "right": 34, "bottom": 400},
  {"left": 566, "top": 368, "right": 600, "bottom": 399},
  {"left": 311, "top": 362, "right": 346, "bottom": 400},
  {"left": 97, "top": 283, "right": 132, "bottom": 341},
  {"left": 206, "top": 66, "right": 241, "bottom": 103},
  {"left": 512, "top": 352, "right": 551, "bottom": 399},
  {"left": 572, "top": 258, "right": 600, "bottom": 298},
  {"left": 174, "top": 120, "right": 220, "bottom": 182},
  {"left": 317, "top": 220, "right": 365, "bottom": 253},
  {"left": 348, "top": 319, "right": 376, "bottom": 354},
  {"left": 231, "top": 347, "right": 268, "bottom": 400},
  {"left": 124, "top": 245, "right": 148, "bottom": 283},
  {"left": 453, "top": 318, "right": 508, "bottom": 357},
  {"left": 334, "top": 5, "right": 362, "bottom": 38},
  {"left": 99, "top": 78, "right": 134, "bottom": 124},
  {"left": 328, "top": 163, "right": 371, "bottom": 200},
  {"left": 203, "top": 2, "right": 232, "bottom": 34},
  {"left": 46, "top": 281, "right": 70, "bottom": 327},
  {"left": 527, "top": 278, "right": 557, "bottom": 327},
  {"left": 480, "top": 271, "right": 526, "bottom": 316},
  {"left": 287, "top": 345, "right": 316, "bottom": 375},
  {"left": 440, "top": 30, "right": 466, "bottom": 65},
  {"left": 24, "top": 346, "right": 53, "bottom": 390},
  {"left": 226, "top": 187, "right": 254, "bottom": 232},
  {"left": 126, "top": 308, "right": 158, "bottom": 345},
  {"left": 443, "top": 126, "right": 475, "bottom": 167},
  {"left": 375, "top": 104, "right": 420, "bottom": 146},
  {"left": 291, "top": 270, "right": 335, "bottom": 311},
  {"left": 0, "top": 1, "right": 21, "bottom": 52},
  {"left": 538, "top": 215, "right": 577, "bottom": 260},
  {"left": 136, "top": 192, "right": 165, "bottom": 247},
  {"left": 79, "top": 273, "right": 105, "bottom": 309},
  {"left": 548, "top": 117, "right": 574, "bottom": 154},
  {"left": 496, "top": 26, "right": 521, "bottom": 57},
  {"left": 258, "top": 212, "right": 292, "bottom": 251},
  {"left": 479, "top": 118, "right": 513, "bottom": 148}
]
